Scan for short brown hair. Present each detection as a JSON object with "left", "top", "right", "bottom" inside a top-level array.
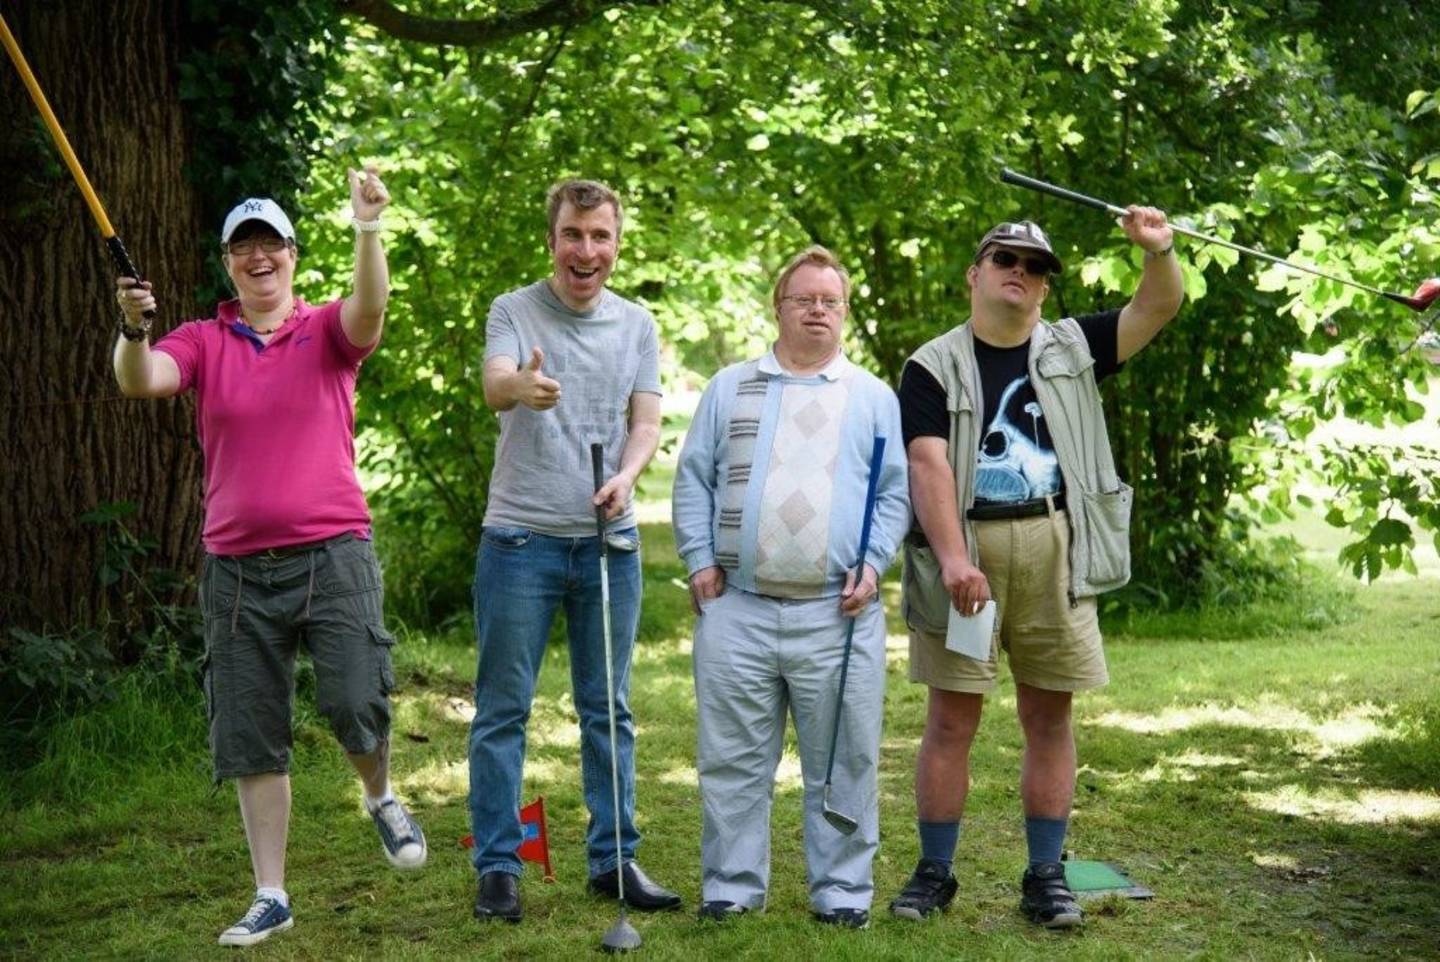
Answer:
[
  {"left": 546, "top": 179, "right": 623, "bottom": 238},
  {"left": 771, "top": 244, "right": 851, "bottom": 316}
]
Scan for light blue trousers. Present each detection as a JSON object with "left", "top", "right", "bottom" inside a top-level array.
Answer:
[{"left": 693, "top": 587, "right": 886, "bottom": 912}]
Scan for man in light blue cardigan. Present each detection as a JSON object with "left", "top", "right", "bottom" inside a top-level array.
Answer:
[{"left": 672, "top": 245, "right": 910, "bottom": 929}]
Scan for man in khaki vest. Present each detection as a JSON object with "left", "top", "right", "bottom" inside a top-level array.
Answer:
[{"left": 888, "top": 213, "right": 1182, "bottom": 928}]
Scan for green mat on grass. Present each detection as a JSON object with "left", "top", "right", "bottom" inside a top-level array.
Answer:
[{"left": 1063, "top": 860, "right": 1154, "bottom": 900}]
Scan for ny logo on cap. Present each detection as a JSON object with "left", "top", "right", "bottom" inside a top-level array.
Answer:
[
  {"left": 243, "top": 200, "right": 264, "bottom": 213},
  {"left": 993, "top": 221, "right": 1050, "bottom": 246}
]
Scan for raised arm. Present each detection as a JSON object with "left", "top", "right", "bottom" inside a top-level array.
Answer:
[
  {"left": 340, "top": 166, "right": 391, "bottom": 349},
  {"left": 1116, "top": 205, "right": 1184, "bottom": 362},
  {"left": 113, "top": 278, "right": 181, "bottom": 398}
]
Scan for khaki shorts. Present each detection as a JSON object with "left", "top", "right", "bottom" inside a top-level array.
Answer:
[
  {"left": 908, "top": 510, "right": 1107, "bottom": 693},
  {"left": 200, "top": 534, "right": 396, "bottom": 781}
]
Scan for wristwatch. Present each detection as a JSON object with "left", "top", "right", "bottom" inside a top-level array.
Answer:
[{"left": 119, "top": 316, "right": 153, "bottom": 341}]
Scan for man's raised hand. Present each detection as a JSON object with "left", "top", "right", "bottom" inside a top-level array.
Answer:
[{"left": 516, "top": 347, "right": 562, "bottom": 410}]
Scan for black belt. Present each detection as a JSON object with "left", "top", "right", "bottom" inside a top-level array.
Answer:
[
  {"left": 966, "top": 495, "right": 1065, "bottom": 521},
  {"left": 247, "top": 532, "right": 357, "bottom": 561}
]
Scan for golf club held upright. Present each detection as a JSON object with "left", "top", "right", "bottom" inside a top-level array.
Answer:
[{"left": 999, "top": 167, "right": 1438, "bottom": 311}]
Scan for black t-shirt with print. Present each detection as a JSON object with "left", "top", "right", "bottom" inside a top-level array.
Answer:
[{"left": 898, "top": 310, "right": 1122, "bottom": 504}]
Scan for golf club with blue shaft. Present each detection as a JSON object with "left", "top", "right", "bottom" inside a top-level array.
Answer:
[
  {"left": 1000, "top": 167, "right": 1440, "bottom": 312},
  {"left": 821, "top": 436, "right": 888, "bottom": 836},
  {"left": 1, "top": 11, "right": 153, "bottom": 318},
  {"left": 591, "top": 443, "right": 642, "bottom": 954}
]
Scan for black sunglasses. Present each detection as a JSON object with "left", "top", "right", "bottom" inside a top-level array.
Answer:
[{"left": 987, "top": 249, "right": 1051, "bottom": 277}]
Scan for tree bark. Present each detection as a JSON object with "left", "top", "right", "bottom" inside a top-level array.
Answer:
[{"left": 1, "top": 0, "right": 206, "bottom": 633}]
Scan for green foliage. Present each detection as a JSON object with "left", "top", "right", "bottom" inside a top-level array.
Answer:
[
  {"left": 0, "top": 504, "right": 203, "bottom": 758},
  {"left": 286, "top": 2, "right": 1440, "bottom": 619},
  {"left": 176, "top": 0, "right": 340, "bottom": 304}
]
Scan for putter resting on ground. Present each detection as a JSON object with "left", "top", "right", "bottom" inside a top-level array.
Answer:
[
  {"left": 592, "top": 443, "right": 643, "bottom": 954},
  {"left": 820, "top": 436, "right": 888, "bottom": 836}
]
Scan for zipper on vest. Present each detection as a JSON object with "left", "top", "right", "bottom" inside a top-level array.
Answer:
[{"left": 1067, "top": 588, "right": 1078, "bottom": 610}]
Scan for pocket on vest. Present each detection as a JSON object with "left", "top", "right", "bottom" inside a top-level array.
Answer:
[
  {"left": 1076, "top": 484, "right": 1133, "bottom": 589},
  {"left": 902, "top": 541, "right": 951, "bottom": 634}
]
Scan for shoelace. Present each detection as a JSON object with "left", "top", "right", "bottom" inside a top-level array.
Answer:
[
  {"left": 377, "top": 801, "right": 413, "bottom": 842},
  {"left": 238, "top": 898, "right": 277, "bottom": 928}
]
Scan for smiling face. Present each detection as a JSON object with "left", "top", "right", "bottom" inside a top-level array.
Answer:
[
  {"left": 547, "top": 199, "right": 619, "bottom": 311},
  {"left": 968, "top": 243, "right": 1050, "bottom": 317},
  {"left": 776, "top": 263, "right": 849, "bottom": 362},
  {"left": 222, "top": 222, "right": 296, "bottom": 310}
]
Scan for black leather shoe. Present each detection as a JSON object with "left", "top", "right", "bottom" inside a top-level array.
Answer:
[
  {"left": 588, "top": 861, "right": 682, "bottom": 912},
  {"left": 474, "top": 871, "right": 522, "bottom": 923}
]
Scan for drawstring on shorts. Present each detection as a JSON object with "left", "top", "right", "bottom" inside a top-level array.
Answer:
[{"left": 229, "top": 560, "right": 244, "bottom": 632}]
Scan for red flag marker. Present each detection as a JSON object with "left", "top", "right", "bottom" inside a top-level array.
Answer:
[{"left": 460, "top": 795, "right": 555, "bottom": 883}]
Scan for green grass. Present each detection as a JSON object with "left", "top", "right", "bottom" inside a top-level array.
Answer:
[{"left": 3, "top": 521, "right": 1438, "bottom": 960}]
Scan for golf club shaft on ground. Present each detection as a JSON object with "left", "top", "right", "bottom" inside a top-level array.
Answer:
[
  {"left": 820, "top": 436, "right": 887, "bottom": 832},
  {"left": 1, "top": 11, "right": 152, "bottom": 315},
  {"left": 590, "top": 444, "right": 627, "bottom": 909},
  {"left": 999, "top": 167, "right": 1419, "bottom": 308}
]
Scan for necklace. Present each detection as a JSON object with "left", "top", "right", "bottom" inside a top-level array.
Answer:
[{"left": 240, "top": 301, "right": 296, "bottom": 336}]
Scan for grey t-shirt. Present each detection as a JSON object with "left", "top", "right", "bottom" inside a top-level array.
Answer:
[{"left": 482, "top": 280, "right": 662, "bottom": 536}]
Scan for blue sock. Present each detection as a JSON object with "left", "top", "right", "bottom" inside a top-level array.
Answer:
[
  {"left": 917, "top": 820, "right": 961, "bottom": 867},
  {"left": 1025, "top": 816, "right": 1068, "bottom": 866}
]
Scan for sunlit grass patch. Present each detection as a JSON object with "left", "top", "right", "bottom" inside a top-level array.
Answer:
[
  {"left": 1245, "top": 785, "right": 1440, "bottom": 825},
  {"left": 397, "top": 757, "right": 469, "bottom": 804},
  {"left": 1088, "top": 700, "right": 1398, "bottom": 758}
]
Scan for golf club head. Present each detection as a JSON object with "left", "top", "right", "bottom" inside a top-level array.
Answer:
[
  {"left": 1399, "top": 278, "right": 1440, "bottom": 312},
  {"left": 821, "top": 784, "right": 859, "bottom": 836},
  {"left": 600, "top": 912, "right": 642, "bottom": 953}
]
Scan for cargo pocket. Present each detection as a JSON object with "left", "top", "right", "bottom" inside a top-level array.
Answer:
[
  {"left": 319, "top": 537, "right": 383, "bottom": 596},
  {"left": 1077, "top": 484, "right": 1133, "bottom": 589},
  {"left": 368, "top": 623, "right": 397, "bottom": 695},
  {"left": 901, "top": 540, "right": 952, "bottom": 635}
]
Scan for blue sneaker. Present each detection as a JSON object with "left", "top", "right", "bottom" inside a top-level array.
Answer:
[
  {"left": 217, "top": 895, "right": 293, "bottom": 946},
  {"left": 369, "top": 797, "right": 427, "bottom": 869}
]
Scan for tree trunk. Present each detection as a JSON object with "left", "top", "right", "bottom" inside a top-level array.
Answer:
[{"left": 1, "top": 0, "right": 206, "bottom": 634}]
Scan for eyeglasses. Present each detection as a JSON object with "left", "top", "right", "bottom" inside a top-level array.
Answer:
[
  {"left": 225, "top": 237, "right": 289, "bottom": 256},
  {"left": 986, "top": 249, "right": 1051, "bottom": 277},
  {"left": 781, "top": 294, "right": 847, "bottom": 311}
]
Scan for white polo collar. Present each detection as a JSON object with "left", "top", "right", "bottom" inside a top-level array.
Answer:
[{"left": 759, "top": 347, "right": 850, "bottom": 381}]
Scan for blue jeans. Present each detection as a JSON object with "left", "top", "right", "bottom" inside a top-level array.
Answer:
[{"left": 468, "top": 525, "right": 643, "bottom": 878}]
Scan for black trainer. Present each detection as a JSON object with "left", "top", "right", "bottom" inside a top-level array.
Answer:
[
  {"left": 1020, "top": 861, "right": 1083, "bottom": 929},
  {"left": 813, "top": 907, "right": 869, "bottom": 929},
  {"left": 474, "top": 871, "right": 522, "bottom": 924},
  {"left": 889, "top": 857, "right": 958, "bottom": 920},
  {"left": 698, "top": 900, "right": 748, "bottom": 922}
]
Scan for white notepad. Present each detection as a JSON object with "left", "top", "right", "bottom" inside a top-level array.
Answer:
[{"left": 945, "top": 599, "right": 996, "bottom": 661}]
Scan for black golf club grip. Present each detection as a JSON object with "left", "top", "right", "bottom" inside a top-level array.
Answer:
[
  {"left": 106, "top": 235, "right": 156, "bottom": 320},
  {"left": 590, "top": 442, "right": 607, "bottom": 532},
  {"left": 1000, "top": 168, "right": 1118, "bottom": 215}
]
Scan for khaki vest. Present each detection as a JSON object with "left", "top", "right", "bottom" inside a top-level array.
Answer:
[{"left": 901, "top": 318, "right": 1133, "bottom": 635}]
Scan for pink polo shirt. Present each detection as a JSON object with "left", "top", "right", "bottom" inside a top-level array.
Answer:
[{"left": 153, "top": 297, "right": 376, "bottom": 556}]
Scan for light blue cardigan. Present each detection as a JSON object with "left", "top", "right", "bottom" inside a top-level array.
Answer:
[{"left": 672, "top": 352, "right": 911, "bottom": 598}]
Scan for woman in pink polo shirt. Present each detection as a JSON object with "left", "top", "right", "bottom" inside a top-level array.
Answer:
[{"left": 113, "top": 168, "right": 424, "bottom": 948}]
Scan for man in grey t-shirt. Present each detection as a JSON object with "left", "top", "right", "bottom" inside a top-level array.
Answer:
[{"left": 468, "top": 179, "right": 678, "bottom": 924}]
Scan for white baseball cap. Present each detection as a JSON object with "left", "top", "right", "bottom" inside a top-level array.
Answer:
[{"left": 220, "top": 198, "right": 297, "bottom": 246}]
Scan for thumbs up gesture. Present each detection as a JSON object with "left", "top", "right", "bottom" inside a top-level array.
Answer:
[{"left": 516, "top": 346, "right": 562, "bottom": 410}]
